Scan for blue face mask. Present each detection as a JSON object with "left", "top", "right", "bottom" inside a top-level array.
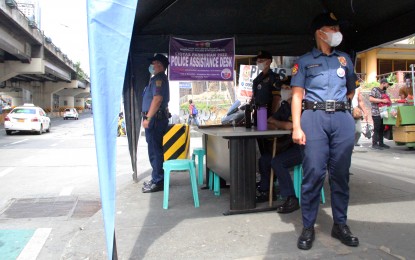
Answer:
[{"left": 148, "top": 64, "right": 155, "bottom": 75}]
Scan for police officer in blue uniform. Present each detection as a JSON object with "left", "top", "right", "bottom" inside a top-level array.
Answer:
[
  {"left": 291, "top": 13, "right": 359, "bottom": 250},
  {"left": 142, "top": 54, "right": 170, "bottom": 193}
]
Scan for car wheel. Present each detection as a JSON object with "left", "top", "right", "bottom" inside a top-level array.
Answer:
[
  {"left": 46, "top": 123, "right": 51, "bottom": 133},
  {"left": 6, "top": 130, "right": 12, "bottom": 135},
  {"left": 37, "top": 125, "right": 43, "bottom": 135}
]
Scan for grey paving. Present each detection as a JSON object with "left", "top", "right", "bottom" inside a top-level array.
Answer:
[{"left": 58, "top": 133, "right": 415, "bottom": 260}]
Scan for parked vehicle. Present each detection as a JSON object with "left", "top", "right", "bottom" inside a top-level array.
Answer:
[
  {"left": 4, "top": 103, "right": 51, "bottom": 135},
  {"left": 63, "top": 108, "right": 79, "bottom": 120}
]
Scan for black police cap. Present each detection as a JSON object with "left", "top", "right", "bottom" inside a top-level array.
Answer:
[
  {"left": 149, "top": 53, "right": 169, "bottom": 68},
  {"left": 256, "top": 50, "right": 272, "bottom": 60},
  {"left": 311, "top": 12, "right": 339, "bottom": 33}
]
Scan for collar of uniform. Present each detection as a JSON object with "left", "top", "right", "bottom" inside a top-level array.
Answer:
[{"left": 311, "top": 47, "right": 340, "bottom": 58}]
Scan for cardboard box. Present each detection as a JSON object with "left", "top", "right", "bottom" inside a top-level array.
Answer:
[{"left": 393, "top": 125, "right": 415, "bottom": 143}]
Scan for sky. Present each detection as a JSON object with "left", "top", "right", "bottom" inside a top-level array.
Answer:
[{"left": 38, "top": 0, "right": 90, "bottom": 75}]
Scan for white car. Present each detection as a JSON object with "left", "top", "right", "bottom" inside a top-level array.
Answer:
[
  {"left": 63, "top": 108, "right": 79, "bottom": 120},
  {"left": 4, "top": 103, "right": 51, "bottom": 135}
]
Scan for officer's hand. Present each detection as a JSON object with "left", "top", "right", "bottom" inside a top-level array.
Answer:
[
  {"left": 292, "top": 128, "right": 306, "bottom": 145},
  {"left": 143, "top": 119, "right": 149, "bottom": 128}
]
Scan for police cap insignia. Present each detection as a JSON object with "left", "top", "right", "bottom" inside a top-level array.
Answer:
[{"left": 311, "top": 12, "right": 339, "bottom": 33}]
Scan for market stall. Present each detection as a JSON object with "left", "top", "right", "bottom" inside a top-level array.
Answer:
[{"left": 383, "top": 105, "right": 415, "bottom": 148}]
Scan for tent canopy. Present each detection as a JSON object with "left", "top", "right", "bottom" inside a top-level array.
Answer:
[{"left": 131, "top": 0, "right": 415, "bottom": 57}]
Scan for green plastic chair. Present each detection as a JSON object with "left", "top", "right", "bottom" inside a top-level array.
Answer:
[
  {"left": 192, "top": 148, "right": 206, "bottom": 186},
  {"left": 208, "top": 170, "right": 221, "bottom": 196},
  {"left": 293, "top": 164, "right": 325, "bottom": 204},
  {"left": 163, "top": 159, "right": 200, "bottom": 209}
]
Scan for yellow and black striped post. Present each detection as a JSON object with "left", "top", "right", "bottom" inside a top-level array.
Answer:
[{"left": 163, "top": 124, "right": 190, "bottom": 161}]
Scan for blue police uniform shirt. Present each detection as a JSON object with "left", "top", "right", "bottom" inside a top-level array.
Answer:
[
  {"left": 290, "top": 48, "right": 357, "bottom": 102},
  {"left": 142, "top": 71, "right": 170, "bottom": 112}
]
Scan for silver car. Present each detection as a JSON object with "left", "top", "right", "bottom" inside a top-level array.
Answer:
[{"left": 4, "top": 104, "right": 51, "bottom": 135}]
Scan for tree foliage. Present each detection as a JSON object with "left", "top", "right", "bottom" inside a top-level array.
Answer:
[{"left": 74, "top": 61, "right": 89, "bottom": 81}]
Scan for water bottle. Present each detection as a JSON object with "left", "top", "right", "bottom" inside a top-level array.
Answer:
[{"left": 245, "top": 103, "right": 252, "bottom": 128}]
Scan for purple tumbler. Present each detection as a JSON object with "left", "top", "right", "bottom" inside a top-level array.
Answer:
[{"left": 257, "top": 106, "right": 267, "bottom": 131}]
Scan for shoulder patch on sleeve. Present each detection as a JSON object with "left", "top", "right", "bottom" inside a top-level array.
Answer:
[
  {"left": 292, "top": 64, "right": 299, "bottom": 76},
  {"left": 155, "top": 80, "right": 162, "bottom": 87}
]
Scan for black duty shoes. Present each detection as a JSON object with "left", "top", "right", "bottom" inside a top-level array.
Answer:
[
  {"left": 276, "top": 196, "right": 300, "bottom": 214},
  {"left": 142, "top": 182, "right": 164, "bottom": 193},
  {"left": 331, "top": 224, "right": 359, "bottom": 247},
  {"left": 143, "top": 179, "right": 155, "bottom": 187},
  {"left": 379, "top": 143, "right": 390, "bottom": 149},
  {"left": 297, "top": 226, "right": 315, "bottom": 250},
  {"left": 371, "top": 144, "right": 384, "bottom": 150}
]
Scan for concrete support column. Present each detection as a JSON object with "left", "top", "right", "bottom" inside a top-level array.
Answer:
[
  {"left": 74, "top": 97, "right": 84, "bottom": 108},
  {"left": 366, "top": 49, "right": 378, "bottom": 83},
  {"left": 59, "top": 96, "right": 75, "bottom": 107}
]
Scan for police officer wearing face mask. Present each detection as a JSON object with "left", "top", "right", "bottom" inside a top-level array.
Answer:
[
  {"left": 291, "top": 13, "right": 359, "bottom": 250},
  {"left": 251, "top": 51, "right": 282, "bottom": 155},
  {"left": 142, "top": 54, "right": 170, "bottom": 193}
]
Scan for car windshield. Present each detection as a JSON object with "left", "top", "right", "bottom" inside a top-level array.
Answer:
[{"left": 11, "top": 108, "right": 36, "bottom": 114}]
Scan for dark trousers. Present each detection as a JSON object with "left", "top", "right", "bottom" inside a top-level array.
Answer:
[
  {"left": 301, "top": 110, "right": 354, "bottom": 228},
  {"left": 372, "top": 115, "right": 384, "bottom": 145},
  {"left": 144, "top": 118, "right": 169, "bottom": 184},
  {"left": 258, "top": 144, "right": 302, "bottom": 197}
]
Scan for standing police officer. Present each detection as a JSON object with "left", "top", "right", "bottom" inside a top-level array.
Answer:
[
  {"left": 291, "top": 13, "right": 359, "bottom": 250},
  {"left": 142, "top": 54, "right": 170, "bottom": 193}
]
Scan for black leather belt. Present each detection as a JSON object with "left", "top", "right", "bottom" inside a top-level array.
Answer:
[{"left": 302, "top": 100, "right": 351, "bottom": 111}]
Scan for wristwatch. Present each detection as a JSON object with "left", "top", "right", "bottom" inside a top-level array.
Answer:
[{"left": 143, "top": 115, "right": 152, "bottom": 121}]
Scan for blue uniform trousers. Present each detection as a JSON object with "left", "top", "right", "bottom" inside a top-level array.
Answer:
[
  {"left": 258, "top": 144, "right": 301, "bottom": 197},
  {"left": 300, "top": 110, "right": 354, "bottom": 228},
  {"left": 271, "top": 144, "right": 302, "bottom": 197},
  {"left": 145, "top": 118, "right": 169, "bottom": 184}
]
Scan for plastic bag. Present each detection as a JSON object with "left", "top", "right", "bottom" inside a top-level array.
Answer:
[{"left": 379, "top": 106, "right": 388, "bottom": 119}]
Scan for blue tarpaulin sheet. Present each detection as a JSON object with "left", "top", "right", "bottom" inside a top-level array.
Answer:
[{"left": 86, "top": 0, "right": 138, "bottom": 258}]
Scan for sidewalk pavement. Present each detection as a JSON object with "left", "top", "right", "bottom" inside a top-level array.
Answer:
[{"left": 62, "top": 136, "right": 415, "bottom": 259}]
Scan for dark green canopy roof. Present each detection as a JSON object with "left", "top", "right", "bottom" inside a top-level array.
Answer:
[{"left": 131, "top": 0, "right": 415, "bottom": 56}]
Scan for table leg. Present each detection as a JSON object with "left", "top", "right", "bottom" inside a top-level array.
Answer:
[{"left": 228, "top": 138, "right": 256, "bottom": 211}]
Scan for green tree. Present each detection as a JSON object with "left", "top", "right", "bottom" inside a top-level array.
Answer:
[{"left": 74, "top": 62, "right": 89, "bottom": 81}]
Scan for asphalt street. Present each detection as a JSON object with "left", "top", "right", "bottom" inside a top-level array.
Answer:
[{"left": 1, "top": 112, "right": 415, "bottom": 259}]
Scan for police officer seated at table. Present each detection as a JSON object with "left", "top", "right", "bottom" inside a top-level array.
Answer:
[
  {"left": 142, "top": 54, "right": 170, "bottom": 193},
  {"left": 291, "top": 13, "right": 359, "bottom": 250},
  {"left": 251, "top": 50, "right": 282, "bottom": 155},
  {"left": 256, "top": 97, "right": 301, "bottom": 214}
]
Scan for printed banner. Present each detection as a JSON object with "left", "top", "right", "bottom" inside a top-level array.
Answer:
[
  {"left": 238, "top": 65, "right": 292, "bottom": 98},
  {"left": 169, "top": 37, "right": 235, "bottom": 81}
]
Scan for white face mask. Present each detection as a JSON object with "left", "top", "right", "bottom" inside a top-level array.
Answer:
[
  {"left": 320, "top": 30, "right": 343, "bottom": 47},
  {"left": 148, "top": 64, "right": 155, "bottom": 75},
  {"left": 257, "top": 62, "right": 265, "bottom": 71}
]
